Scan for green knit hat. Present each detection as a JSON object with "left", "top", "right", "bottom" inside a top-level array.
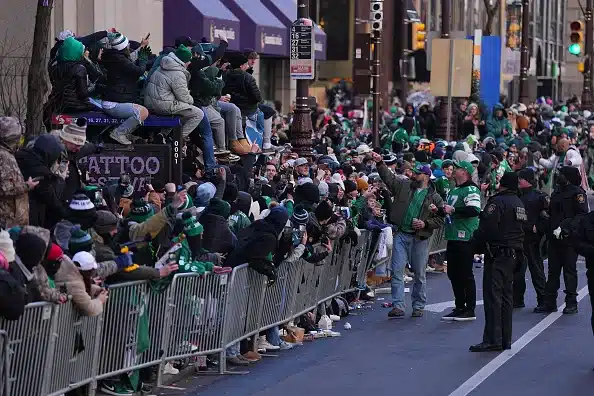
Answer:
[
  {"left": 69, "top": 226, "right": 93, "bottom": 255},
  {"left": 178, "top": 194, "right": 194, "bottom": 210},
  {"left": 205, "top": 198, "right": 231, "bottom": 219},
  {"left": 182, "top": 212, "right": 204, "bottom": 237},
  {"left": 175, "top": 44, "right": 193, "bottom": 63},
  {"left": 128, "top": 199, "right": 154, "bottom": 223}
]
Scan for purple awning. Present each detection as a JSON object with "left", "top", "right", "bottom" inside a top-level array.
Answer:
[
  {"left": 220, "top": 0, "right": 288, "bottom": 56},
  {"left": 164, "top": 0, "right": 240, "bottom": 51},
  {"left": 261, "top": 0, "right": 327, "bottom": 60}
]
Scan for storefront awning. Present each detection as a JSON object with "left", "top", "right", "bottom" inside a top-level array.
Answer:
[
  {"left": 220, "top": 0, "right": 288, "bottom": 56},
  {"left": 261, "top": 0, "right": 327, "bottom": 60},
  {"left": 163, "top": 0, "right": 240, "bottom": 51}
]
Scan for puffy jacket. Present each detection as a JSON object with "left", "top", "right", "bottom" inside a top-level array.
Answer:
[
  {"left": 222, "top": 69, "right": 262, "bottom": 116},
  {"left": 99, "top": 48, "right": 147, "bottom": 103},
  {"left": 55, "top": 256, "right": 104, "bottom": 316},
  {"left": 46, "top": 37, "right": 94, "bottom": 113},
  {"left": 486, "top": 103, "right": 513, "bottom": 141},
  {"left": 144, "top": 53, "right": 194, "bottom": 115}
]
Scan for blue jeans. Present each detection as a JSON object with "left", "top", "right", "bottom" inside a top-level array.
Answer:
[
  {"left": 95, "top": 101, "right": 142, "bottom": 137},
  {"left": 218, "top": 101, "right": 242, "bottom": 141},
  {"left": 266, "top": 326, "right": 281, "bottom": 346},
  {"left": 190, "top": 116, "right": 216, "bottom": 171},
  {"left": 391, "top": 231, "right": 430, "bottom": 311},
  {"left": 226, "top": 343, "right": 240, "bottom": 357}
]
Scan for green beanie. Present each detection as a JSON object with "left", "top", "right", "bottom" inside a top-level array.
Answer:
[
  {"left": 205, "top": 198, "right": 231, "bottom": 219},
  {"left": 175, "top": 44, "right": 193, "bottom": 63},
  {"left": 128, "top": 199, "right": 154, "bottom": 223},
  {"left": 69, "top": 226, "right": 93, "bottom": 255},
  {"left": 182, "top": 212, "right": 204, "bottom": 237},
  {"left": 58, "top": 37, "right": 84, "bottom": 62},
  {"left": 178, "top": 194, "right": 194, "bottom": 210}
]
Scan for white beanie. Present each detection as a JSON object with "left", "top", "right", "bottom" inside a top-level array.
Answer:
[
  {"left": 60, "top": 118, "right": 87, "bottom": 146},
  {"left": 0, "top": 230, "right": 15, "bottom": 262}
]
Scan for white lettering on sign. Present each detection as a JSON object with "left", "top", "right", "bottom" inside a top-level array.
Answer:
[
  {"left": 214, "top": 28, "right": 236, "bottom": 40},
  {"left": 315, "top": 41, "right": 323, "bottom": 52},
  {"left": 264, "top": 36, "right": 283, "bottom": 46}
]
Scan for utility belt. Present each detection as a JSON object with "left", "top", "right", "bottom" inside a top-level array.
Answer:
[{"left": 485, "top": 243, "right": 518, "bottom": 260}]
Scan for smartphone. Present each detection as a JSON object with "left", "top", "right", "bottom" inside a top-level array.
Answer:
[
  {"left": 145, "top": 32, "right": 151, "bottom": 40},
  {"left": 32, "top": 176, "right": 44, "bottom": 182}
]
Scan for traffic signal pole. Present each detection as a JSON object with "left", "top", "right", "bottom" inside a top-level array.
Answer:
[
  {"left": 371, "top": 30, "right": 381, "bottom": 148},
  {"left": 583, "top": 0, "right": 593, "bottom": 110}
]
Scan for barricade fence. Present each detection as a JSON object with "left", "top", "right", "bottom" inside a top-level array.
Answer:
[{"left": 0, "top": 227, "right": 448, "bottom": 396}]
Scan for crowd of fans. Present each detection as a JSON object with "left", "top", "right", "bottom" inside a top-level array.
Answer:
[{"left": 0, "top": 25, "right": 594, "bottom": 395}]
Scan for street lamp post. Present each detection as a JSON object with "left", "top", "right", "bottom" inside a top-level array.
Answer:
[
  {"left": 436, "top": 0, "right": 451, "bottom": 140},
  {"left": 290, "top": 0, "right": 314, "bottom": 157},
  {"left": 518, "top": 0, "right": 530, "bottom": 104},
  {"left": 583, "top": 0, "right": 593, "bottom": 110},
  {"left": 371, "top": 30, "right": 381, "bottom": 148}
]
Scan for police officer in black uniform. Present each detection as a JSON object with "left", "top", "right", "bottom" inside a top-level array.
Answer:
[
  {"left": 470, "top": 172, "right": 526, "bottom": 352},
  {"left": 535, "top": 166, "right": 588, "bottom": 314},
  {"left": 515, "top": 168, "right": 549, "bottom": 308}
]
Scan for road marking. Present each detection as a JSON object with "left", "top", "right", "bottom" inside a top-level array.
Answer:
[
  {"left": 448, "top": 285, "right": 590, "bottom": 396},
  {"left": 425, "top": 300, "right": 484, "bottom": 313}
]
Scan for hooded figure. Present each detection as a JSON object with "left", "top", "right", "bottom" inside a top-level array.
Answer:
[
  {"left": 15, "top": 134, "right": 68, "bottom": 229},
  {"left": 225, "top": 206, "right": 289, "bottom": 283},
  {"left": 0, "top": 117, "right": 29, "bottom": 228},
  {"left": 229, "top": 191, "right": 253, "bottom": 234},
  {"left": 200, "top": 198, "right": 236, "bottom": 254},
  {"left": 486, "top": 103, "right": 513, "bottom": 143}
]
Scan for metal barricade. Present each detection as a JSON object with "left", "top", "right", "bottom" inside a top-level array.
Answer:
[
  {"left": 0, "top": 330, "right": 8, "bottom": 396},
  {"left": 159, "top": 272, "right": 228, "bottom": 369},
  {"left": 259, "top": 260, "right": 300, "bottom": 331},
  {"left": 45, "top": 302, "right": 101, "bottom": 396},
  {"left": 0, "top": 302, "right": 57, "bottom": 396}
]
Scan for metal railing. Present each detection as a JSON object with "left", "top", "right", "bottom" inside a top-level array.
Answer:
[{"left": 0, "top": 227, "right": 449, "bottom": 396}]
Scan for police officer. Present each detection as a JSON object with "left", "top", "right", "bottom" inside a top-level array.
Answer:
[
  {"left": 515, "top": 168, "right": 548, "bottom": 308},
  {"left": 470, "top": 172, "right": 526, "bottom": 352},
  {"left": 535, "top": 166, "right": 588, "bottom": 314}
]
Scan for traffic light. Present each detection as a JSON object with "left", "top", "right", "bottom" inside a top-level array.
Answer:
[
  {"left": 411, "top": 22, "right": 426, "bottom": 51},
  {"left": 569, "top": 20, "right": 584, "bottom": 56},
  {"left": 578, "top": 62, "right": 585, "bottom": 73}
]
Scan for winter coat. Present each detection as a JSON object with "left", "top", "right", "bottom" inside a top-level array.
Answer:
[
  {"left": 486, "top": 103, "right": 513, "bottom": 141},
  {"left": 99, "top": 48, "right": 147, "bottom": 103},
  {"left": 377, "top": 162, "right": 445, "bottom": 239},
  {"left": 539, "top": 146, "right": 588, "bottom": 191},
  {"left": 144, "top": 53, "right": 194, "bottom": 115},
  {"left": 222, "top": 69, "right": 262, "bottom": 116},
  {"left": 54, "top": 255, "right": 103, "bottom": 316},
  {"left": 0, "top": 144, "right": 29, "bottom": 228},
  {"left": 225, "top": 215, "right": 284, "bottom": 270},
  {"left": 190, "top": 63, "right": 224, "bottom": 108},
  {"left": 15, "top": 141, "right": 68, "bottom": 229},
  {"left": 62, "top": 142, "right": 97, "bottom": 203},
  {"left": 200, "top": 213, "right": 236, "bottom": 254},
  {"left": 46, "top": 37, "right": 95, "bottom": 114},
  {"left": 19, "top": 226, "right": 66, "bottom": 304}
]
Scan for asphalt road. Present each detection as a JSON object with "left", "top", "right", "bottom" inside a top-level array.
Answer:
[
  {"left": 155, "top": 260, "right": 592, "bottom": 396},
  {"left": 153, "top": 194, "right": 594, "bottom": 396}
]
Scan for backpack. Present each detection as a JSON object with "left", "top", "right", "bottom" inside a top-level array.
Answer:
[{"left": 0, "top": 269, "right": 26, "bottom": 320}]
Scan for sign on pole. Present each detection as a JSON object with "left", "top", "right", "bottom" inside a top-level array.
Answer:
[{"left": 290, "top": 18, "right": 315, "bottom": 79}]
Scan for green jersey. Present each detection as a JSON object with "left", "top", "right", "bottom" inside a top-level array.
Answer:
[
  {"left": 435, "top": 176, "right": 454, "bottom": 199},
  {"left": 445, "top": 184, "right": 481, "bottom": 241}
]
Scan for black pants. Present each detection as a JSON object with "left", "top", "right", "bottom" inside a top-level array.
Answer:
[
  {"left": 586, "top": 257, "right": 594, "bottom": 335},
  {"left": 513, "top": 239, "right": 546, "bottom": 305},
  {"left": 544, "top": 239, "right": 578, "bottom": 307},
  {"left": 258, "top": 103, "right": 276, "bottom": 119},
  {"left": 483, "top": 251, "right": 515, "bottom": 347},
  {"left": 446, "top": 240, "right": 476, "bottom": 311}
]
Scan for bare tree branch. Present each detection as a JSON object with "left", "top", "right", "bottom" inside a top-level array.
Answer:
[
  {"left": 483, "top": 0, "right": 501, "bottom": 36},
  {"left": 0, "top": 30, "right": 30, "bottom": 121}
]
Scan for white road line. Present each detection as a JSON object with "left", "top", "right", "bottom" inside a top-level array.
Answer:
[{"left": 448, "top": 286, "right": 590, "bottom": 396}]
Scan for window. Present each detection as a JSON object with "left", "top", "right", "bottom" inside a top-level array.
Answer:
[{"left": 318, "top": 0, "right": 350, "bottom": 60}]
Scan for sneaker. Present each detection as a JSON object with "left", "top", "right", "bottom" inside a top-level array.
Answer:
[
  {"left": 257, "top": 336, "right": 280, "bottom": 351},
  {"left": 242, "top": 351, "right": 261, "bottom": 362},
  {"left": 227, "top": 356, "right": 249, "bottom": 366},
  {"left": 279, "top": 341, "right": 295, "bottom": 350},
  {"left": 109, "top": 131, "right": 132, "bottom": 145},
  {"left": 387, "top": 307, "right": 405, "bottom": 318},
  {"left": 411, "top": 309, "right": 424, "bottom": 318},
  {"left": 100, "top": 380, "right": 134, "bottom": 396},
  {"left": 404, "top": 275, "right": 413, "bottom": 283},
  {"left": 163, "top": 362, "right": 179, "bottom": 375},
  {"left": 426, "top": 265, "right": 436, "bottom": 272},
  {"left": 214, "top": 148, "right": 231, "bottom": 156},
  {"left": 237, "top": 354, "right": 251, "bottom": 363},
  {"left": 323, "top": 329, "right": 342, "bottom": 337},
  {"left": 442, "top": 308, "right": 464, "bottom": 321},
  {"left": 453, "top": 310, "right": 477, "bottom": 322}
]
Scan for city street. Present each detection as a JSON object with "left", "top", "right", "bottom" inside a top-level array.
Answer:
[{"left": 156, "top": 260, "right": 593, "bottom": 396}]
